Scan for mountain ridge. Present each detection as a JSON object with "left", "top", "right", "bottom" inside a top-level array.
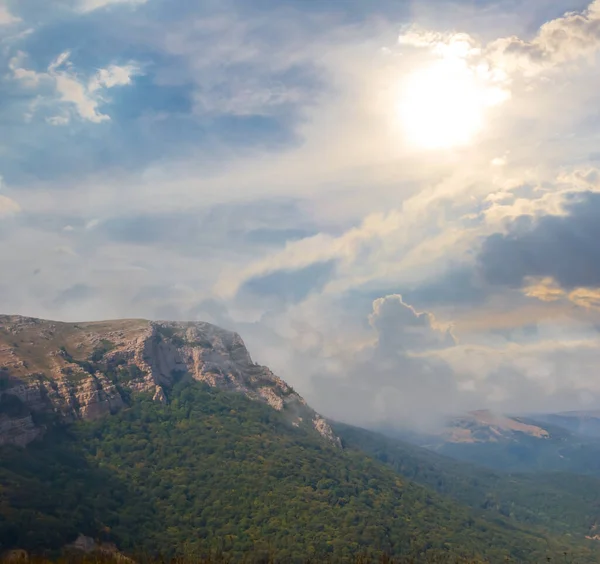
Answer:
[{"left": 0, "top": 314, "right": 339, "bottom": 447}]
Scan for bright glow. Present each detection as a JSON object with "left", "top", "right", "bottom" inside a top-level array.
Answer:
[{"left": 397, "top": 59, "right": 509, "bottom": 149}]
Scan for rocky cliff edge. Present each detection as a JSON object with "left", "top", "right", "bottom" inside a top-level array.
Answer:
[{"left": 0, "top": 315, "right": 340, "bottom": 448}]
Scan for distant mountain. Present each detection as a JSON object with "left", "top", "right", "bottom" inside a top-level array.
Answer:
[
  {"left": 334, "top": 421, "right": 600, "bottom": 540},
  {"left": 440, "top": 410, "right": 550, "bottom": 442},
  {"left": 385, "top": 409, "right": 600, "bottom": 475},
  {"left": 1, "top": 315, "right": 597, "bottom": 562}
]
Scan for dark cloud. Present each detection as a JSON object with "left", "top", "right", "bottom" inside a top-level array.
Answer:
[{"left": 478, "top": 191, "right": 600, "bottom": 290}]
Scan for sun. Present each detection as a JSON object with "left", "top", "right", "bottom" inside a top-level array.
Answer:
[{"left": 397, "top": 59, "right": 508, "bottom": 150}]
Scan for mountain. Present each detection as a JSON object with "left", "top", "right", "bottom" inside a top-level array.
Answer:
[
  {"left": 0, "top": 315, "right": 339, "bottom": 448},
  {"left": 334, "top": 422, "right": 600, "bottom": 539},
  {"left": 533, "top": 411, "right": 600, "bottom": 438},
  {"left": 438, "top": 410, "right": 550, "bottom": 443},
  {"left": 1, "top": 315, "right": 599, "bottom": 562},
  {"left": 386, "top": 409, "right": 600, "bottom": 475}
]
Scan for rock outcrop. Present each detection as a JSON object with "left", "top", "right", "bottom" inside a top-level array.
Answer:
[
  {"left": 0, "top": 316, "right": 339, "bottom": 447},
  {"left": 65, "top": 535, "right": 133, "bottom": 562}
]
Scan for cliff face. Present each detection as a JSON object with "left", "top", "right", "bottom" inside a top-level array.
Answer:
[{"left": 0, "top": 316, "right": 340, "bottom": 448}]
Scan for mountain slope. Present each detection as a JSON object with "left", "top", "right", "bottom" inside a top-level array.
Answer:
[
  {"left": 334, "top": 422, "right": 600, "bottom": 539},
  {"left": 0, "top": 380, "right": 593, "bottom": 563},
  {"left": 1, "top": 315, "right": 599, "bottom": 562}
]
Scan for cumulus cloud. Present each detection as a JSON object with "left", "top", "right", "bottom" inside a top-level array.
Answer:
[
  {"left": 308, "top": 295, "right": 466, "bottom": 430},
  {"left": 9, "top": 51, "right": 141, "bottom": 124},
  {"left": 487, "top": 0, "right": 600, "bottom": 74}
]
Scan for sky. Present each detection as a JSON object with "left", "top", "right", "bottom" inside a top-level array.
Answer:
[{"left": 2, "top": 0, "right": 600, "bottom": 429}]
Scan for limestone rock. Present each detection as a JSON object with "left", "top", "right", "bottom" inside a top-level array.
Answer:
[
  {"left": 153, "top": 385, "right": 167, "bottom": 404},
  {"left": 66, "top": 535, "right": 132, "bottom": 562},
  {"left": 313, "top": 415, "right": 343, "bottom": 448},
  {"left": 0, "top": 315, "right": 340, "bottom": 447}
]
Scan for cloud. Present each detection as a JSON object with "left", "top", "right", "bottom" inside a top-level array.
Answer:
[
  {"left": 9, "top": 51, "right": 141, "bottom": 124},
  {"left": 521, "top": 277, "right": 600, "bottom": 312},
  {"left": 369, "top": 295, "right": 456, "bottom": 352},
  {"left": 478, "top": 191, "right": 600, "bottom": 290},
  {"left": 436, "top": 330, "right": 600, "bottom": 415},
  {"left": 399, "top": 1, "right": 600, "bottom": 86},
  {"left": 77, "top": 0, "right": 147, "bottom": 13},
  {"left": 487, "top": 0, "right": 600, "bottom": 74},
  {"left": 309, "top": 295, "right": 464, "bottom": 430},
  {"left": 4, "top": 0, "right": 600, "bottom": 426},
  {"left": 88, "top": 64, "right": 140, "bottom": 92},
  {"left": 239, "top": 261, "right": 337, "bottom": 305},
  {"left": 0, "top": 0, "right": 19, "bottom": 25}
]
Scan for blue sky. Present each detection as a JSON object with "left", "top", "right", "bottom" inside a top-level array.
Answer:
[{"left": 2, "top": 0, "right": 600, "bottom": 427}]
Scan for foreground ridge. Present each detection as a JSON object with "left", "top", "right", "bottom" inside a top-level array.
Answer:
[{"left": 0, "top": 315, "right": 339, "bottom": 447}]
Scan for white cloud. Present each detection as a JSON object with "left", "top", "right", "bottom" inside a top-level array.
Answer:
[
  {"left": 435, "top": 330, "right": 600, "bottom": 415},
  {"left": 400, "top": 1, "right": 600, "bottom": 84},
  {"left": 10, "top": 51, "right": 141, "bottom": 124},
  {"left": 0, "top": 0, "right": 19, "bottom": 25},
  {"left": 88, "top": 64, "right": 140, "bottom": 92},
  {"left": 77, "top": 0, "right": 147, "bottom": 13},
  {"left": 487, "top": 0, "right": 600, "bottom": 74},
  {"left": 8, "top": 52, "right": 40, "bottom": 87},
  {"left": 297, "top": 294, "right": 467, "bottom": 430}
]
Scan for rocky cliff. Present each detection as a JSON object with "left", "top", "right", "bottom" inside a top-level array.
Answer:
[{"left": 0, "top": 315, "right": 340, "bottom": 448}]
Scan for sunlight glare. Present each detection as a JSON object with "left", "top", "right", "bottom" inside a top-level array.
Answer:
[{"left": 397, "top": 59, "right": 509, "bottom": 150}]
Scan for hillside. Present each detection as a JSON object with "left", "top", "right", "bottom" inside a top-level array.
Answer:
[
  {"left": 335, "top": 422, "right": 600, "bottom": 539},
  {"left": 0, "top": 380, "right": 593, "bottom": 563},
  {"left": 1, "top": 315, "right": 599, "bottom": 563}
]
